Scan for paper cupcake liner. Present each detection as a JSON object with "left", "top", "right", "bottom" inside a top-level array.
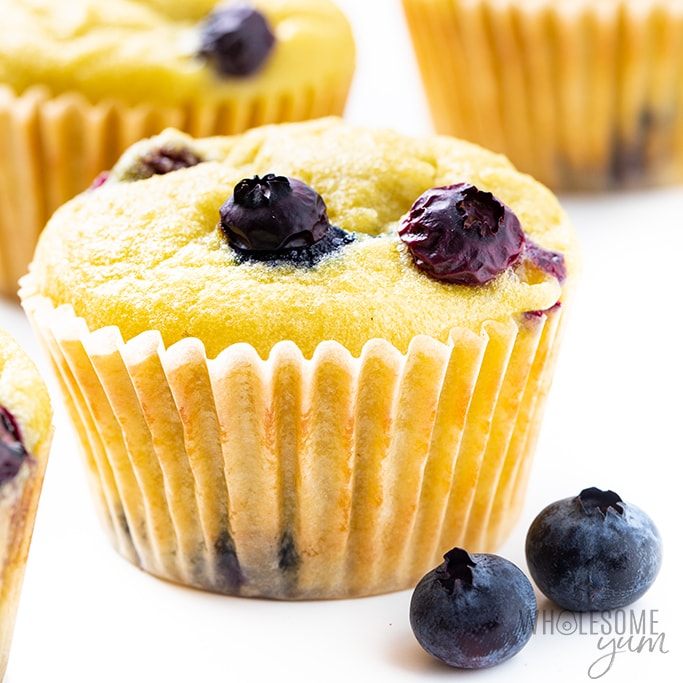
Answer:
[
  {"left": 0, "top": 76, "right": 351, "bottom": 298},
  {"left": 402, "top": 0, "right": 683, "bottom": 191},
  {"left": 21, "top": 292, "right": 565, "bottom": 599},
  {"left": 0, "top": 429, "right": 52, "bottom": 678}
]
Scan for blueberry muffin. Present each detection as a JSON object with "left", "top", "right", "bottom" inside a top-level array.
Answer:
[
  {"left": 402, "top": 0, "right": 683, "bottom": 191},
  {"left": 21, "top": 117, "right": 580, "bottom": 599},
  {"left": 0, "top": 0, "right": 355, "bottom": 297},
  {"left": 0, "top": 329, "right": 52, "bottom": 677}
]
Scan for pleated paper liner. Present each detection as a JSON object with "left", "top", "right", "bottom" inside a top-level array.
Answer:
[
  {"left": 0, "top": 77, "right": 351, "bottom": 297},
  {"left": 21, "top": 293, "right": 564, "bottom": 599},
  {"left": 0, "top": 429, "right": 53, "bottom": 679},
  {"left": 402, "top": 0, "right": 683, "bottom": 191}
]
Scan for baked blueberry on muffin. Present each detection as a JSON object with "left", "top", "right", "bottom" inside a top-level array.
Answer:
[
  {"left": 402, "top": 0, "right": 683, "bottom": 191},
  {"left": 0, "top": 0, "right": 355, "bottom": 296},
  {"left": 0, "top": 329, "right": 52, "bottom": 677},
  {"left": 21, "top": 118, "right": 580, "bottom": 599}
]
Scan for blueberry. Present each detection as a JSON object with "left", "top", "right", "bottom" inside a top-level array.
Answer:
[
  {"left": 219, "top": 174, "right": 354, "bottom": 266},
  {"left": 409, "top": 548, "right": 537, "bottom": 669},
  {"left": 132, "top": 145, "right": 203, "bottom": 180},
  {"left": 398, "top": 183, "right": 525, "bottom": 285},
  {"left": 525, "top": 487, "right": 663, "bottom": 612},
  {"left": 109, "top": 142, "right": 204, "bottom": 184},
  {"left": 198, "top": 3, "right": 275, "bottom": 77},
  {"left": 0, "top": 405, "right": 28, "bottom": 484}
]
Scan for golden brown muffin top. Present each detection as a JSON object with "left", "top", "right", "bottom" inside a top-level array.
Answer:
[
  {"left": 0, "top": 0, "right": 355, "bottom": 105},
  {"left": 25, "top": 118, "right": 580, "bottom": 359}
]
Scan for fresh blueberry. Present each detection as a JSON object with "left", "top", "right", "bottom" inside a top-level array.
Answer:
[
  {"left": 525, "top": 487, "right": 663, "bottom": 612},
  {"left": 409, "top": 548, "right": 537, "bottom": 669}
]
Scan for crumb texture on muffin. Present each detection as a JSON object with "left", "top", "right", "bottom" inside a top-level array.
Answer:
[{"left": 25, "top": 118, "right": 579, "bottom": 359}]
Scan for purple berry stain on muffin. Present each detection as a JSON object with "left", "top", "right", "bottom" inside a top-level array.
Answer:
[
  {"left": 213, "top": 529, "right": 245, "bottom": 592},
  {"left": 0, "top": 405, "right": 29, "bottom": 484},
  {"left": 198, "top": 2, "right": 276, "bottom": 77},
  {"left": 521, "top": 301, "right": 562, "bottom": 321},
  {"left": 525, "top": 239, "right": 567, "bottom": 284},
  {"left": 609, "top": 108, "right": 669, "bottom": 187},
  {"left": 88, "top": 171, "right": 111, "bottom": 191},
  {"left": 398, "top": 183, "right": 525, "bottom": 285},
  {"left": 219, "top": 173, "right": 354, "bottom": 265}
]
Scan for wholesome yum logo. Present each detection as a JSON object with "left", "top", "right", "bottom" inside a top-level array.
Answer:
[{"left": 526, "top": 608, "right": 669, "bottom": 678}]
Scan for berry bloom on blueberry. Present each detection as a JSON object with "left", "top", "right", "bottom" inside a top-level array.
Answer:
[
  {"left": 525, "top": 487, "right": 663, "bottom": 612},
  {"left": 409, "top": 548, "right": 536, "bottom": 669}
]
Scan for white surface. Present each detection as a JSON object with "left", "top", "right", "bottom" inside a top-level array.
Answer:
[{"left": 1, "top": 0, "right": 682, "bottom": 680}]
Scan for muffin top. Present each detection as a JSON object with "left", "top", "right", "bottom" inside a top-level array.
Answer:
[
  {"left": 0, "top": 0, "right": 355, "bottom": 105},
  {"left": 0, "top": 329, "right": 52, "bottom": 478},
  {"left": 25, "top": 117, "right": 580, "bottom": 359}
]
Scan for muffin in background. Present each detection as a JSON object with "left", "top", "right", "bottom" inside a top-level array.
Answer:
[
  {"left": 0, "top": 0, "right": 355, "bottom": 297},
  {"left": 401, "top": 0, "right": 683, "bottom": 192},
  {"left": 20, "top": 117, "right": 580, "bottom": 599},
  {"left": 0, "top": 329, "right": 53, "bottom": 678}
]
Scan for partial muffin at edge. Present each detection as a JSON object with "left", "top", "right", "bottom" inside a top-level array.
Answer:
[{"left": 0, "top": 328, "right": 53, "bottom": 677}]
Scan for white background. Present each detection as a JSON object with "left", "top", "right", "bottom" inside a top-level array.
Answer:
[{"left": 1, "top": 0, "right": 682, "bottom": 680}]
